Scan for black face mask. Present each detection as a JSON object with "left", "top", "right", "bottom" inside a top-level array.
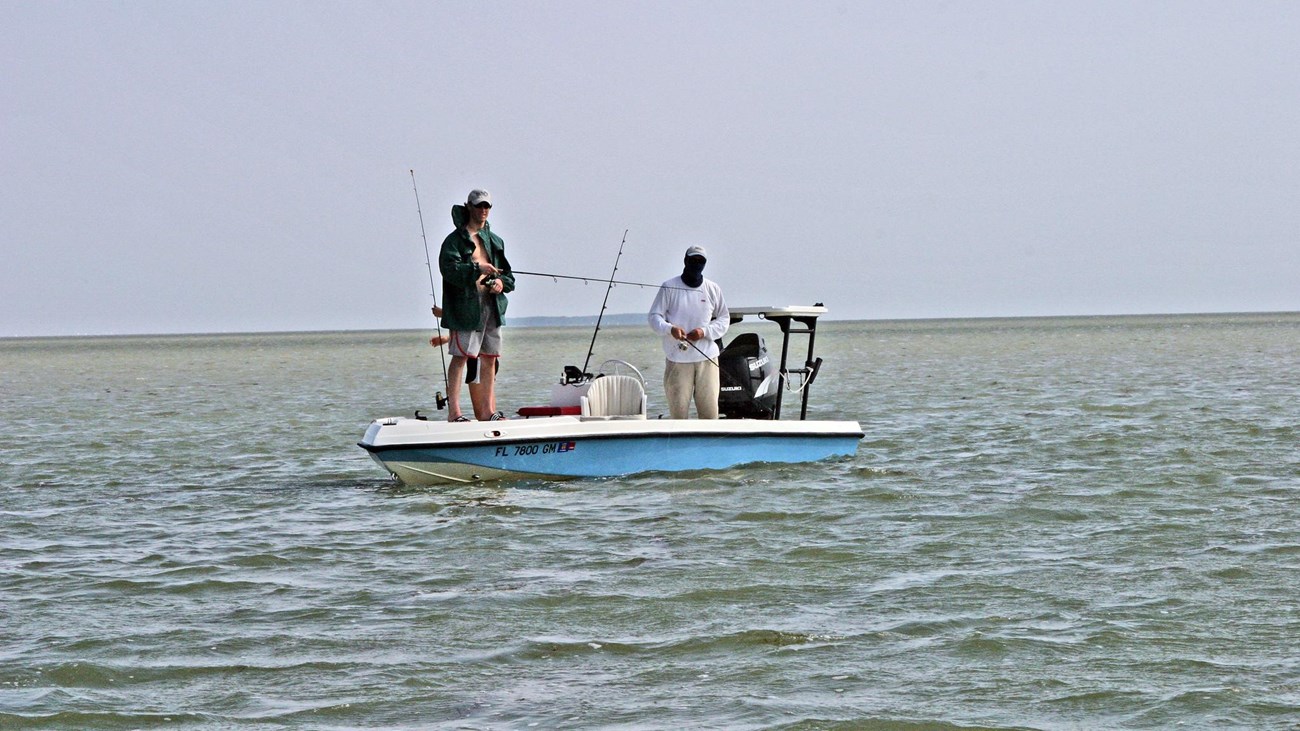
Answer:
[{"left": 681, "top": 257, "right": 706, "bottom": 287}]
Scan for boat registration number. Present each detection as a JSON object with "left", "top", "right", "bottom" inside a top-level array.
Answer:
[{"left": 494, "top": 441, "right": 576, "bottom": 457}]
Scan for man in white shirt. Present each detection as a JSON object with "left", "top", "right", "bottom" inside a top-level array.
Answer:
[{"left": 648, "top": 246, "right": 730, "bottom": 419}]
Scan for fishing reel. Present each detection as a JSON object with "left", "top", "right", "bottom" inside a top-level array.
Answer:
[
  {"left": 563, "top": 365, "right": 592, "bottom": 384},
  {"left": 414, "top": 391, "right": 449, "bottom": 420},
  {"left": 479, "top": 274, "right": 499, "bottom": 289}
]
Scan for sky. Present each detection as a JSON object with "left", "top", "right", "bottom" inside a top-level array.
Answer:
[{"left": 3, "top": 1, "right": 1298, "bottom": 337}]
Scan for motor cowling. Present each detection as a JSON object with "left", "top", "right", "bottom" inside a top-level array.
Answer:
[{"left": 718, "top": 333, "right": 778, "bottom": 419}]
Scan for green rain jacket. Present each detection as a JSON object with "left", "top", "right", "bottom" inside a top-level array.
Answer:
[{"left": 438, "top": 204, "right": 515, "bottom": 332}]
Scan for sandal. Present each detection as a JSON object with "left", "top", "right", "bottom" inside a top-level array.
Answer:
[
  {"left": 451, "top": 415, "right": 472, "bottom": 422},
  {"left": 488, "top": 411, "right": 508, "bottom": 421}
]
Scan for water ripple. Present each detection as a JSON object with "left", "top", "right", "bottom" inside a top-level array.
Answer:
[{"left": 3, "top": 318, "right": 1299, "bottom": 729}]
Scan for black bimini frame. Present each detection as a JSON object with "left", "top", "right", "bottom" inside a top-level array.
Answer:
[{"left": 728, "top": 305, "right": 827, "bottom": 421}]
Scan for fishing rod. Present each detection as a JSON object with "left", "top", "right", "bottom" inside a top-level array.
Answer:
[
  {"left": 687, "top": 334, "right": 817, "bottom": 394},
  {"left": 580, "top": 230, "right": 628, "bottom": 376},
  {"left": 681, "top": 335, "right": 811, "bottom": 390},
  {"left": 683, "top": 337, "right": 721, "bottom": 369},
  {"left": 682, "top": 336, "right": 748, "bottom": 394},
  {"left": 410, "top": 170, "right": 449, "bottom": 410}
]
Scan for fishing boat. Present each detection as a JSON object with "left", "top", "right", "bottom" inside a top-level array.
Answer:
[{"left": 358, "top": 305, "right": 863, "bottom": 485}]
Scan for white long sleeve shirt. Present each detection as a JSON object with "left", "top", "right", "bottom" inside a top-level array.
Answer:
[{"left": 647, "top": 276, "right": 729, "bottom": 363}]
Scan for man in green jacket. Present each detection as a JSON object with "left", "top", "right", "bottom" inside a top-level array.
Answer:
[{"left": 438, "top": 188, "right": 515, "bottom": 422}]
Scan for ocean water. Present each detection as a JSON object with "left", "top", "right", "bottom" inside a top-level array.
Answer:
[{"left": 2, "top": 313, "right": 1298, "bottom": 730}]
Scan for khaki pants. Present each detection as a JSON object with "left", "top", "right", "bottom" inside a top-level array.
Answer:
[{"left": 663, "top": 360, "right": 720, "bottom": 419}]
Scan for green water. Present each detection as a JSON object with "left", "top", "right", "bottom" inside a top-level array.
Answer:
[{"left": 2, "top": 314, "right": 1298, "bottom": 729}]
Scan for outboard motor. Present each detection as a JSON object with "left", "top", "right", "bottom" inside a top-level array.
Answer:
[{"left": 718, "top": 333, "right": 779, "bottom": 419}]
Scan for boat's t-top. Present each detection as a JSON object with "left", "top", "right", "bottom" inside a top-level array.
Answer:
[{"left": 718, "top": 304, "right": 827, "bottom": 420}]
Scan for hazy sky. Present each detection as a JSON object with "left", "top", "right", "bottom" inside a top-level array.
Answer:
[{"left": 4, "top": 1, "right": 1298, "bottom": 336}]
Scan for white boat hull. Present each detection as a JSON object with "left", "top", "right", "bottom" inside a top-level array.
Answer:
[{"left": 359, "top": 415, "right": 863, "bottom": 485}]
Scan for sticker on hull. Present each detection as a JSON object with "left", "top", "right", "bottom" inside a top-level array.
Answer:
[{"left": 493, "top": 441, "right": 577, "bottom": 458}]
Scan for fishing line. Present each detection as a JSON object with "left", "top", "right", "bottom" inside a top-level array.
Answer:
[
  {"left": 522, "top": 262, "right": 739, "bottom": 378},
  {"left": 410, "top": 170, "right": 449, "bottom": 410},
  {"left": 521, "top": 260, "right": 754, "bottom": 389},
  {"left": 513, "top": 269, "right": 699, "bottom": 293}
]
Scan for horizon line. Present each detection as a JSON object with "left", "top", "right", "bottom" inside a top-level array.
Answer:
[{"left": 3, "top": 309, "right": 1298, "bottom": 341}]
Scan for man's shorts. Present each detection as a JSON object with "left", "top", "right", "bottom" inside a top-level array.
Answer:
[
  {"left": 448, "top": 293, "right": 502, "bottom": 383},
  {"left": 450, "top": 322, "right": 501, "bottom": 384},
  {"left": 449, "top": 321, "right": 502, "bottom": 360}
]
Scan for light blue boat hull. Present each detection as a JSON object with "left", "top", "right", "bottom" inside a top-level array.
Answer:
[{"left": 359, "top": 416, "right": 863, "bottom": 485}]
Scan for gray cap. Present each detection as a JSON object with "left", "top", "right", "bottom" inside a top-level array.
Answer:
[
  {"left": 467, "top": 189, "right": 492, "bottom": 206},
  {"left": 684, "top": 245, "right": 707, "bottom": 259}
]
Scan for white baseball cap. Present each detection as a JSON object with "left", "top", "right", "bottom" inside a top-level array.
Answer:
[
  {"left": 467, "top": 189, "right": 492, "bottom": 207},
  {"left": 684, "top": 245, "right": 707, "bottom": 259}
]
